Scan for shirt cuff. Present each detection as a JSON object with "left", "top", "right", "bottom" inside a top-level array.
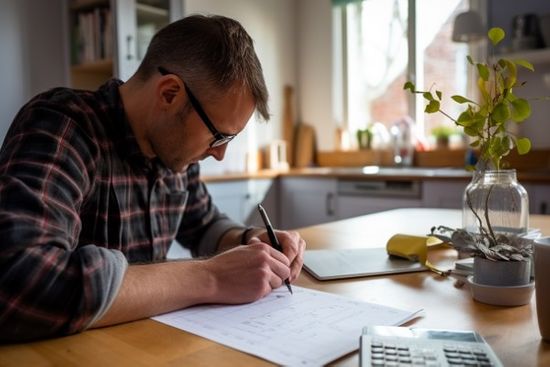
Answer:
[
  {"left": 83, "top": 249, "right": 128, "bottom": 330},
  {"left": 196, "top": 217, "right": 244, "bottom": 256}
]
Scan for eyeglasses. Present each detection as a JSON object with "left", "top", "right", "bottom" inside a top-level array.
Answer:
[{"left": 158, "top": 67, "right": 236, "bottom": 148}]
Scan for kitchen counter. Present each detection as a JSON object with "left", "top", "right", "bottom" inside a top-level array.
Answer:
[{"left": 203, "top": 166, "right": 550, "bottom": 183}]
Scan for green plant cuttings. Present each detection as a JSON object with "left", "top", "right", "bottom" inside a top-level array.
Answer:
[
  {"left": 404, "top": 27, "right": 533, "bottom": 171},
  {"left": 429, "top": 225, "right": 532, "bottom": 261}
]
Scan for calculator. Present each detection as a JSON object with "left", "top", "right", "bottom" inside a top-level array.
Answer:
[{"left": 360, "top": 326, "right": 503, "bottom": 367}]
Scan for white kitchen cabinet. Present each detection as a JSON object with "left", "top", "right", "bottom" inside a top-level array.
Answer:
[
  {"left": 115, "top": 0, "right": 182, "bottom": 81},
  {"left": 421, "top": 180, "right": 469, "bottom": 209},
  {"left": 206, "top": 179, "right": 276, "bottom": 226},
  {"left": 279, "top": 178, "right": 338, "bottom": 229}
]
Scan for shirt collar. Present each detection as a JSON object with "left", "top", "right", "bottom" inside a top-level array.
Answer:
[{"left": 98, "top": 79, "right": 168, "bottom": 175}]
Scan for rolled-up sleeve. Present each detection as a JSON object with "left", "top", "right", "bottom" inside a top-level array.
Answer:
[{"left": 0, "top": 103, "right": 127, "bottom": 342}]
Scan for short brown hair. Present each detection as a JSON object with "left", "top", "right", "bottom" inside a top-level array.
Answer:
[{"left": 136, "top": 14, "right": 269, "bottom": 121}]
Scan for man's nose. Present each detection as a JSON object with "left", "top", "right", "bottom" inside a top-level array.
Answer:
[{"left": 208, "top": 144, "right": 228, "bottom": 161}]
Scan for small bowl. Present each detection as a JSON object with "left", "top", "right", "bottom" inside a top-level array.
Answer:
[{"left": 466, "top": 275, "right": 535, "bottom": 306}]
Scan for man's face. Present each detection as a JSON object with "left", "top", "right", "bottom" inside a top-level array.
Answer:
[{"left": 149, "top": 79, "right": 256, "bottom": 173}]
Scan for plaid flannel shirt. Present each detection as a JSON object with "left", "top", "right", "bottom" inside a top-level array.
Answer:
[{"left": 0, "top": 79, "right": 241, "bottom": 342}]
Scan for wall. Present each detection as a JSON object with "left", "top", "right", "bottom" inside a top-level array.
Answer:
[
  {"left": 296, "top": 0, "right": 335, "bottom": 151},
  {"left": 0, "top": 0, "right": 30, "bottom": 141},
  {"left": 0, "top": 0, "right": 68, "bottom": 145},
  {"left": 184, "top": 0, "right": 298, "bottom": 174},
  {"left": 488, "top": 0, "right": 550, "bottom": 149}
]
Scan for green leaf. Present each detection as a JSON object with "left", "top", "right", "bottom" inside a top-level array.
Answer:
[
  {"left": 516, "top": 137, "right": 531, "bottom": 155},
  {"left": 470, "top": 140, "right": 480, "bottom": 147},
  {"left": 488, "top": 27, "right": 505, "bottom": 45},
  {"left": 451, "top": 95, "right": 474, "bottom": 104},
  {"left": 478, "top": 78, "right": 489, "bottom": 102},
  {"left": 425, "top": 100, "right": 440, "bottom": 113},
  {"left": 403, "top": 81, "right": 415, "bottom": 92},
  {"left": 457, "top": 111, "right": 474, "bottom": 127},
  {"left": 436, "top": 90, "right": 442, "bottom": 100},
  {"left": 477, "top": 63, "right": 489, "bottom": 81},
  {"left": 515, "top": 59, "right": 534, "bottom": 71},
  {"left": 423, "top": 92, "right": 434, "bottom": 101},
  {"left": 492, "top": 102, "right": 511, "bottom": 123},
  {"left": 464, "top": 126, "right": 479, "bottom": 137},
  {"left": 503, "top": 60, "right": 517, "bottom": 88},
  {"left": 510, "top": 98, "right": 531, "bottom": 122},
  {"left": 466, "top": 55, "right": 474, "bottom": 65}
]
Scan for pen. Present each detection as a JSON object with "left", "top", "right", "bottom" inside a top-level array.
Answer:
[{"left": 257, "top": 204, "right": 293, "bottom": 294}]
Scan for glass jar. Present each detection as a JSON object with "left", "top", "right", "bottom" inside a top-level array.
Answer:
[{"left": 462, "top": 169, "right": 529, "bottom": 235}]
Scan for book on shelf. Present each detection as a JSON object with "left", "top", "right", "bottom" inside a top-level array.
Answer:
[{"left": 72, "top": 6, "right": 113, "bottom": 66}]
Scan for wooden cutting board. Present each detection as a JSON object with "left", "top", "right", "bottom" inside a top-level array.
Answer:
[
  {"left": 293, "top": 123, "right": 316, "bottom": 167},
  {"left": 282, "top": 85, "right": 294, "bottom": 166}
]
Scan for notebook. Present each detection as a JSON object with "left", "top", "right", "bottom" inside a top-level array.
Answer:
[{"left": 303, "top": 247, "right": 427, "bottom": 280}]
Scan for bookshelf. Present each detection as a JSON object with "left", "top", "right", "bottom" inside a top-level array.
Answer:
[
  {"left": 67, "top": 0, "right": 178, "bottom": 90},
  {"left": 68, "top": 0, "right": 113, "bottom": 89}
]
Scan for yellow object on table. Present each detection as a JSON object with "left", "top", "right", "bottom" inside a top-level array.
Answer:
[{"left": 386, "top": 234, "right": 450, "bottom": 276}]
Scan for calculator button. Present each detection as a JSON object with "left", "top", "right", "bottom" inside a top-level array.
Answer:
[
  {"left": 386, "top": 355, "right": 398, "bottom": 361},
  {"left": 447, "top": 357, "right": 463, "bottom": 364},
  {"left": 371, "top": 360, "right": 384, "bottom": 366},
  {"left": 443, "top": 345, "right": 457, "bottom": 352},
  {"left": 371, "top": 353, "right": 384, "bottom": 359},
  {"left": 463, "top": 360, "right": 479, "bottom": 366},
  {"left": 445, "top": 352, "right": 460, "bottom": 358}
]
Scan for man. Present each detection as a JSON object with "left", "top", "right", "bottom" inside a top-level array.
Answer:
[{"left": 0, "top": 14, "right": 305, "bottom": 342}]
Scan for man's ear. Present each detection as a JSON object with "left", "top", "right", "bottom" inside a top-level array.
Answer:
[{"left": 158, "top": 77, "right": 182, "bottom": 106}]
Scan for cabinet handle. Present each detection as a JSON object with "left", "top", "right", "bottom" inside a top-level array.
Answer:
[
  {"left": 541, "top": 202, "right": 548, "bottom": 215},
  {"left": 326, "top": 192, "right": 335, "bottom": 216},
  {"left": 126, "top": 35, "right": 133, "bottom": 60}
]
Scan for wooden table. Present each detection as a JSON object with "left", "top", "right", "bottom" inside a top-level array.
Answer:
[{"left": 1, "top": 208, "right": 549, "bottom": 366}]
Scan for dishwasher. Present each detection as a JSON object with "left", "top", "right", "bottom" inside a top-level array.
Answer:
[{"left": 337, "top": 179, "right": 423, "bottom": 219}]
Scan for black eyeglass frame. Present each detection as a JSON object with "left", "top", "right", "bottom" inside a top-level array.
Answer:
[{"left": 158, "top": 66, "right": 236, "bottom": 148}]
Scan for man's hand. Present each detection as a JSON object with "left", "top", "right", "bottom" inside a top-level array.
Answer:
[
  {"left": 247, "top": 230, "right": 306, "bottom": 282},
  {"left": 202, "top": 243, "right": 291, "bottom": 303}
]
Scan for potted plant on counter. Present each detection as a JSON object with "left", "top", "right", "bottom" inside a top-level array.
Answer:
[
  {"left": 430, "top": 125, "right": 457, "bottom": 150},
  {"left": 404, "top": 27, "right": 540, "bottom": 306}
]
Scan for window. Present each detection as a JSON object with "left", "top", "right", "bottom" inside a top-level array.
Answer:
[{"left": 334, "top": 0, "right": 480, "bottom": 149}]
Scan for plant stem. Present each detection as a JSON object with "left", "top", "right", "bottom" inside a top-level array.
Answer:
[
  {"left": 466, "top": 183, "right": 491, "bottom": 240},
  {"left": 484, "top": 183, "right": 498, "bottom": 246},
  {"left": 438, "top": 109, "right": 458, "bottom": 124}
]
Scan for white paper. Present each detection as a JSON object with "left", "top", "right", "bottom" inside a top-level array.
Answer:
[
  {"left": 152, "top": 286, "right": 423, "bottom": 365},
  {"left": 152, "top": 286, "right": 423, "bottom": 366}
]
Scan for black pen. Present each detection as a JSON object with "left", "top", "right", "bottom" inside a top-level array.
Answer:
[{"left": 257, "top": 204, "right": 293, "bottom": 294}]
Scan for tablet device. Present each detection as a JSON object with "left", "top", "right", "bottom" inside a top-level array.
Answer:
[{"left": 303, "top": 247, "right": 427, "bottom": 280}]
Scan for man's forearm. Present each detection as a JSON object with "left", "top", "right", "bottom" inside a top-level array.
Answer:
[
  {"left": 92, "top": 260, "right": 213, "bottom": 328},
  {"left": 216, "top": 227, "right": 265, "bottom": 253}
]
